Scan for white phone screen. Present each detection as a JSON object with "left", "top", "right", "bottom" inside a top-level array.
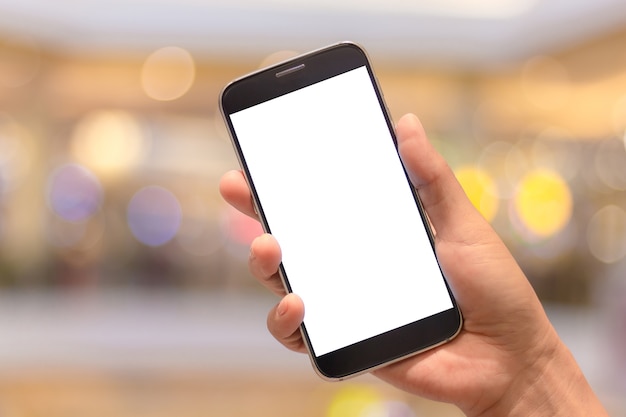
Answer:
[{"left": 230, "top": 66, "right": 453, "bottom": 356}]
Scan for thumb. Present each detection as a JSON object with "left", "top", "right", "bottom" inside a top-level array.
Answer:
[{"left": 396, "top": 113, "right": 490, "bottom": 242}]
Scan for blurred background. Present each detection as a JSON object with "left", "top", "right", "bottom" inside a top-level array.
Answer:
[{"left": 0, "top": 0, "right": 626, "bottom": 415}]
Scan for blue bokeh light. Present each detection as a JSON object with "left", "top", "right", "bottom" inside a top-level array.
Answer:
[
  {"left": 47, "top": 163, "right": 103, "bottom": 222},
  {"left": 127, "top": 185, "right": 182, "bottom": 247}
]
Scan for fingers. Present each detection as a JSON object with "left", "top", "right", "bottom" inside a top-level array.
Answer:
[
  {"left": 220, "top": 172, "right": 304, "bottom": 351},
  {"left": 219, "top": 170, "right": 258, "bottom": 220},
  {"left": 267, "top": 293, "right": 306, "bottom": 353},
  {"left": 396, "top": 114, "right": 488, "bottom": 242},
  {"left": 249, "top": 234, "right": 306, "bottom": 352},
  {"left": 249, "top": 233, "right": 285, "bottom": 296}
]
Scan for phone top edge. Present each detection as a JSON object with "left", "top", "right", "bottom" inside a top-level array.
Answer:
[
  {"left": 219, "top": 41, "right": 368, "bottom": 114},
  {"left": 220, "top": 41, "right": 363, "bottom": 89}
]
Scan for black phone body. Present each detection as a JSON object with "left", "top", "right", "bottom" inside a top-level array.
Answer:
[{"left": 220, "top": 42, "right": 462, "bottom": 380}]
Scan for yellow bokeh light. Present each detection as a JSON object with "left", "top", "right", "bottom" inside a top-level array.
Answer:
[
  {"left": 455, "top": 165, "right": 499, "bottom": 222},
  {"left": 141, "top": 46, "right": 195, "bottom": 101},
  {"left": 326, "top": 385, "right": 382, "bottom": 417},
  {"left": 71, "top": 110, "right": 147, "bottom": 178},
  {"left": 513, "top": 169, "right": 572, "bottom": 238}
]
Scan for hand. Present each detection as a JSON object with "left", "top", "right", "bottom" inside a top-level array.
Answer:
[{"left": 219, "top": 114, "right": 608, "bottom": 417}]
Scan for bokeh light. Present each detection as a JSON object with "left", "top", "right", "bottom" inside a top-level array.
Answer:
[
  {"left": 0, "top": 36, "right": 40, "bottom": 88},
  {"left": 127, "top": 186, "right": 182, "bottom": 247},
  {"left": 455, "top": 165, "right": 499, "bottom": 222},
  {"left": 46, "top": 164, "right": 103, "bottom": 222},
  {"left": 530, "top": 127, "right": 580, "bottom": 181},
  {"left": 594, "top": 138, "right": 626, "bottom": 191},
  {"left": 580, "top": 144, "right": 608, "bottom": 193},
  {"left": 70, "top": 110, "right": 148, "bottom": 178},
  {"left": 586, "top": 205, "right": 626, "bottom": 264},
  {"left": 141, "top": 46, "right": 196, "bottom": 101},
  {"left": 326, "top": 385, "right": 383, "bottom": 417},
  {"left": 513, "top": 169, "right": 572, "bottom": 239},
  {"left": 325, "top": 386, "right": 418, "bottom": 417}
]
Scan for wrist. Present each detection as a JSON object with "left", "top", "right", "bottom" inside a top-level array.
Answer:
[{"left": 476, "top": 329, "right": 608, "bottom": 417}]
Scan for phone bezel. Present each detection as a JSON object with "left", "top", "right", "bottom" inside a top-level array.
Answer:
[{"left": 220, "top": 42, "right": 462, "bottom": 380}]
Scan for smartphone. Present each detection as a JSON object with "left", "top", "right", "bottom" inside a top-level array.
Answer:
[{"left": 220, "top": 42, "right": 462, "bottom": 380}]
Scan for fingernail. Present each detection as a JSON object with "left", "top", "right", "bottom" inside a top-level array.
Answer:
[
  {"left": 249, "top": 247, "right": 257, "bottom": 264},
  {"left": 276, "top": 299, "right": 288, "bottom": 317},
  {"left": 250, "top": 246, "right": 270, "bottom": 277}
]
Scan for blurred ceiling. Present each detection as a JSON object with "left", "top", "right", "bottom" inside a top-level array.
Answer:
[{"left": 1, "top": 0, "right": 626, "bottom": 68}]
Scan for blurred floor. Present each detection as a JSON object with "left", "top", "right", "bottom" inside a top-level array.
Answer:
[
  {"left": 0, "top": 291, "right": 462, "bottom": 416},
  {"left": 0, "top": 291, "right": 295, "bottom": 372},
  {"left": 0, "top": 291, "right": 624, "bottom": 416}
]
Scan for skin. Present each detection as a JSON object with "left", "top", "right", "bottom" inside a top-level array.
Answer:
[{"left": 219, "top": 113, "right": 609, "bottom": 417}]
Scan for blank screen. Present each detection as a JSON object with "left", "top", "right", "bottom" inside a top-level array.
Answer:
[{"left": 229, "top": 66, "right": 453, "bottom": 356}]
